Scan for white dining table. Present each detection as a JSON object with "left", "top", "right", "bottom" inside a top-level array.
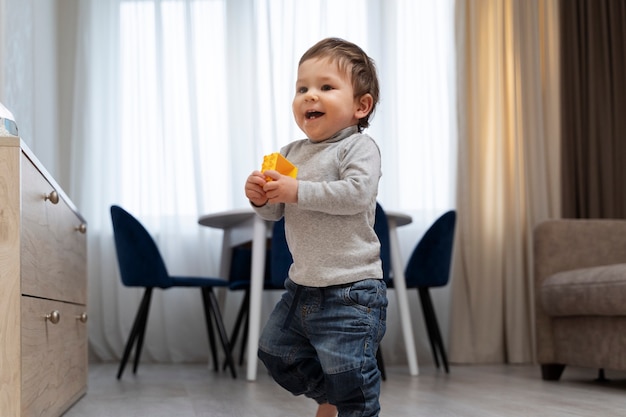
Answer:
[{"left": 198, "top": 208, "right": 419, "bottom": 381}]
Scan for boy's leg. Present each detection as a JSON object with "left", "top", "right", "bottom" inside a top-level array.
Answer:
[
  {"left": 258, "top": 280, "right": 329, "bottom": 404},
  {"left": 316, "top": 403, "right": 338, "bottom": 417},
  {"left": 310, "top": 279, "right": 388, "bottom": 417},
  {"left": 258, "top": 278, "right": 387, "bottom": 416}
]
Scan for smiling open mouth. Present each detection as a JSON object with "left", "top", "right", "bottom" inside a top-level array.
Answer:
[{"left": 306, "top": 111, "right": 324, "bottom": 119}]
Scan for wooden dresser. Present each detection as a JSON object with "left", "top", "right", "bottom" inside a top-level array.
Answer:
[{"left": 0, "top": 136, "right": 88, "bottom": 417}]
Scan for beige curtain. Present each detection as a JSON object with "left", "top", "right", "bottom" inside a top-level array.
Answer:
[{"left": 450, "top": 0, "right": 561, "bottom": 364}]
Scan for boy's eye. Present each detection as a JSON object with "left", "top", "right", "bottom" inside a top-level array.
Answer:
[
  {"left": 321, "top": 84, "right": 333, "bottom": 91},
  {"left": 297, "top": 86, "right": 308, "bottom": 94}
]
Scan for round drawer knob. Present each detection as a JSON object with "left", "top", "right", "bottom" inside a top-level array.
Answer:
[
  {"left": 76, "top": 312, "right": 88, "bottom": 323},
  {"left": 76, "top": 223, "right": 87, "bottom": 234},
  {"left": 45, "top": 310, "right": 61, "bottom": 324},
  {"left": 45, "top": 190, "right": 59, "bottom": 204}
]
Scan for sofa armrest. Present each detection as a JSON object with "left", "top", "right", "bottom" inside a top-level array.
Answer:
[{"left": 533, "top": 218, "right": 626, "bottom": 363}]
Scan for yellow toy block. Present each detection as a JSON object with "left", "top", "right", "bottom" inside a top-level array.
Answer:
[{"left": 261, "top": 153, "right": 298, "bottom": 181}]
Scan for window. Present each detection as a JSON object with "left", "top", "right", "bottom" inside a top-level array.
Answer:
[{"left": 117, "top": 0, "right": 456, "bottom": 218}]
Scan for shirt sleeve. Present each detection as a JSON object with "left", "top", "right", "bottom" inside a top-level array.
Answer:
[
  {"left": 297, "top": 135, "right": 381, "bottom": 215},
  {"left": 251, "top": 200, "right": 284, "bottom": 221}
]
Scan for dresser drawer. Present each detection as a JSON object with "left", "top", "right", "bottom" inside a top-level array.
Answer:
[
  {"left": 20, "top": 154, "right": 87, "bottom": 304},
  {"left": 1, "top": 139, "right": 88, "bottom": 417},
  {"left": 21, "top": 296, "right": 87, "bottom": 417}
]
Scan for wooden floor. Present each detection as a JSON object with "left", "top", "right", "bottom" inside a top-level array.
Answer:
[{"left": 63, "top": 362, "right": 626, "bottom": 416}]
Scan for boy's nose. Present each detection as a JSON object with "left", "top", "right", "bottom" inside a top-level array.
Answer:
[{"left": 305, "top": 92, "right": 319, "bottom": 102}]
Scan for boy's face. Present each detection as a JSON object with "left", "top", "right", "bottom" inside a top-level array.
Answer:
[{"left": 293, "top": 57, "right": 366, "bottom": 142}]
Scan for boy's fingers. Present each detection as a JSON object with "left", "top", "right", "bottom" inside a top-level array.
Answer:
[{"left": 263, "top": 170, "right": 281, "bottom": 181}]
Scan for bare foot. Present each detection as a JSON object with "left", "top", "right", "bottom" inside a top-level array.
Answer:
[{"left": 316, "top": 403, "right": 338, "bottom": 417}]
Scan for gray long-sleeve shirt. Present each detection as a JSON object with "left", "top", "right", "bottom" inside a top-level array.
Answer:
[{"left": 253, "top": 125, "right": 383, "bottom": 287}]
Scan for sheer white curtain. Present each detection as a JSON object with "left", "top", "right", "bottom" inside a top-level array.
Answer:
[{"left": 72, "top": 0, "right": 457, "bottom": 364}]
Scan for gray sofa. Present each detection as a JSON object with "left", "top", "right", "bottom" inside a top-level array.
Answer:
[{"left": 534, "top": 219, "right": 626, "bottom": 380}]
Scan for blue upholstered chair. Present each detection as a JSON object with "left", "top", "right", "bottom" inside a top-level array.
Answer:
[
  {"left": 374, "top": 203, "right": 392, "bottom": 284},
  {"left": 110, "top": 205, "right": 236, "bottom": 379},
  {"left": 391, "top": 210, "right": 457, "bottom": 373}
]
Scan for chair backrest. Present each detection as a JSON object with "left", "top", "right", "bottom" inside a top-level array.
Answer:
[
  {"left": 269, "top": 217, "right": 293, "bottom": 289},
  {"left": 404, "top": 210, "right": 456, "bottom": 288},
  {"left": 228, "top": 243, "right": 271, "bottom": 284},
  {"left": 110, "top": 205, "right": 172, "bottom": 288},
  {"left": 374, "top": 202, "right": 392, "bottom": 283}
]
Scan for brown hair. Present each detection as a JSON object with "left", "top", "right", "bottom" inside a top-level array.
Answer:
[{"left": 299, "top": 37, "right": 379, "bottom": 132}]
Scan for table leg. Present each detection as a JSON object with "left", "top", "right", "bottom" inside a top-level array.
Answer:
[
  {"left": 388, "top": 218, "right": 419, "bottom": 376},
  {"left": 246, "top": 215, "right": 267, "bottom": 381}
]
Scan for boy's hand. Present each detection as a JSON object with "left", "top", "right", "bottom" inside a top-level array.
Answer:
[
  {"left": 245, "top": 170, "right": 269, "bottom": 206},
  {"left": 263, "top": 170, "right": 298, "bottom": 204}
]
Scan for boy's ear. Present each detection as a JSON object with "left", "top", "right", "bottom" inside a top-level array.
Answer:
[{"left": 355, "top": 94, "right": 374, "bottom": 119}]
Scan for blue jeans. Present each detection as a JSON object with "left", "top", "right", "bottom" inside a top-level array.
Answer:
[{"left": 258, "top": 278, "right": 388, "bottom": 417}]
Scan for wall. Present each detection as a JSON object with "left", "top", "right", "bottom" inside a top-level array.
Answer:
[
  {"left": 0, "top": 0, "right": 78, "bottom": 192},
  {"left": 55, "top": 0, "right": 79, "bottom": 191}
]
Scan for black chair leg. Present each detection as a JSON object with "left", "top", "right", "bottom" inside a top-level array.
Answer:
[
  {"left": 430, "top": 300, "right": 450, "bottom": 374},
  {"left": 201, "top": 288, "right": 220, "bottom": 372},
  {"left": 132, "top": 288, "right": 154, "bottom": 375},
  {"left": 240, "top": 308, "right": 250, "bottom": 365},
  {"left": 118, "top": 287, "right": 153, "bottom": 379},
  {"left": 230, "top": 291, "right": 249, "bottom": 349},
  {"left": 222, "top": 290, "right": 250, "bottom": 370},
  {"left": 376, "top": 346, "right": 387, "bottom": 381},
  {"left": 419, "top": 288, "right": 449, "bottom": 373},
  {"left": 434, "top": 321, "right": 450, "bottom": 374},
  {"left": 224, "top": 289, "right": 250, "bottom": 370},
  {"left": 418, "top": 288, "right": 441, "bottom": 369},
  {"left": 203, "top": 288, "right": 237, "bottom": 378}
]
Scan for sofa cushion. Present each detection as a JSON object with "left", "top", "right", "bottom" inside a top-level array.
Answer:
[{"left": 541, "top": 263, "right": 626, "bottom": 316}]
